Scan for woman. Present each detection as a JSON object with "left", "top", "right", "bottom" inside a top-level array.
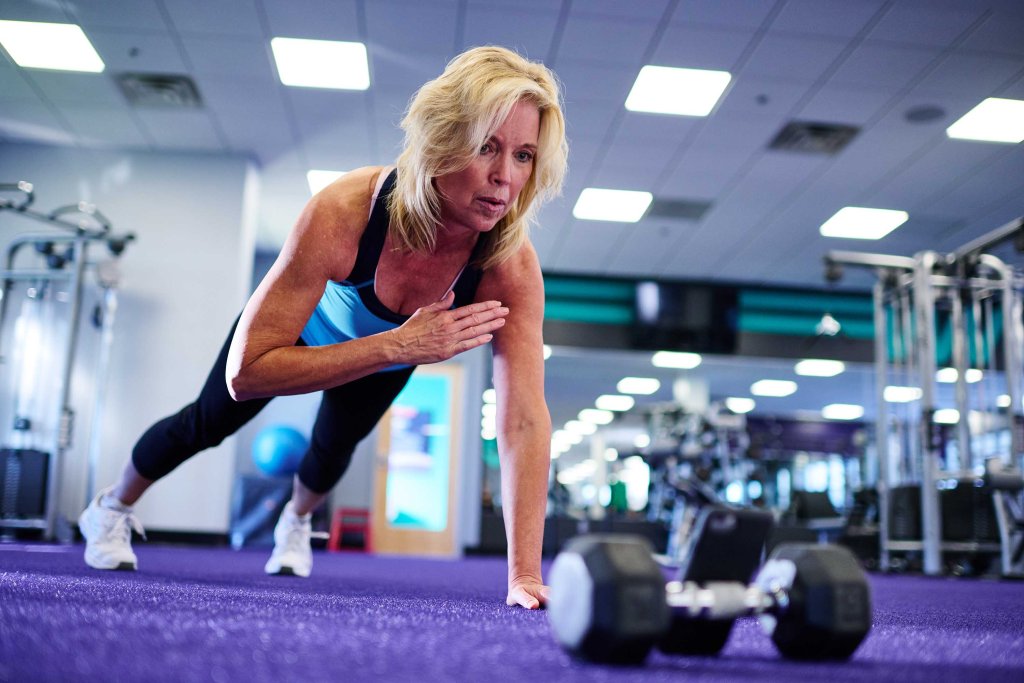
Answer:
[{"left": 78, "top": 46, "right": 567, "bottom": 610}]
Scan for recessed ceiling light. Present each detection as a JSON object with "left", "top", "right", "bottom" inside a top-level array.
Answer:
[
  {"left": 482, "top": 389, "right": 496, "bottom": 404},
  {"left": 819, "top": 207, "right": 909, "bottom": 240},
  {"left": 565, "top": 420, "right": 597, "bottom": 436},
  {"left": 271, "top": 37, "right": 369, "bottom": 90},
  {"left": 751, "top": 380, "right": 797, "bottom": 397},
  {"left": 946, "top": 97, "right": 1024, "bottom": 144},
  {"left": 822, "top": 403, "right": 864, "bottom": 420},
  {"left": 725, "top": 397, "right": 755, "bottom": 413},
  {"left": 936, "top": 368, "right": 982, "bottom": 383},
  {"left": 998, "top": 394, "right": 1012, "bottom": 408},
  {"left": 884, "top": 386, "right": 922, "bottom": 403},
  {"left": 794, "top": 359, "right": 845, "bottom": 377},
  {"left": 596, "top": 394, "right": 635, "bottom": 411},
  {"left": 652, "top": 351, "right": 702, "bottom": 369},
  {"left": 933, "top": 408, "right": 960, "bottom": 424},
  {"left": 625, "top": 65, "right": 731, "bottom": 116},
  {"left": 634, "top": 433, "right": 651, "bottom": 448},
  {"left": 573, "top": 188, "right": 653, "bottom": 222},
  {"left": 579, "top": 409, "right": 615, "bottom": 425},
  {"left": 617, "top": 377, "right": 661, "bottom": 395},
  {"left": 307, "top": 169, "right": 347, "bottom": 195},
  {"left": 0, "top": 20, "right": 104, "bottom": 72}
]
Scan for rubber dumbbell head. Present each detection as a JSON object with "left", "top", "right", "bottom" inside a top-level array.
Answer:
[
  {"left": 548, "top": 535, "right": 670, "bottom": 665},
  {"left": 755, "top": 544, "right": 872, "bottom": 660}
]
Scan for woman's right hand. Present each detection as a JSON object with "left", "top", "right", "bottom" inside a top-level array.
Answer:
[{"left": 388, "top": 290, "right": 509, "bottom": 365}]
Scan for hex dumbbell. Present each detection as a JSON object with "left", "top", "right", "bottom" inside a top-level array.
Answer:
[{"left": 548, "top": 535, "right": 872, "bottom": 665}]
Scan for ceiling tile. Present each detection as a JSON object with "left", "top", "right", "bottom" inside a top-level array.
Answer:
[
  {"left": 365, "top": 0, "right": 458, "bottom": 56},
  {"left": 741, "top": 33, "right": 849, "bottom": 83},
  {"left": 604, "top": 222, "right": 687, "bottom": 277},
  {"left": 134, "top": 109, "right": 224, "bottom": 150},
  {"left": 558, "top": 63, "right": 637, "bottom": 105},
  {"left": 867, "top": 1, "right": 987, "bottom": 48},
  {"left": 0, "top": 60, "right": 37, "bottom": 101},
  {"left": 180, "top": 36, "right": 273, "bottom": 79},
  {"left": 25, "top": 71, "right": 124, "bottom": 106},
  {"left": 828, "top": 42, "right": 939, "bottom": 93},
  {"left": 915, "top": 50, "right": 1024, "bottom": 99},
  {"left": 0, "top": 101, "right": 74, "bottom": 145},
  {"left": 162, "top": 0, "right": 264, "bottom": 38},
  {"left": 0, "top": 0, "right": 69, "bottom": 22},
  {"left": 714, "top": 78, "right": 809, "bottom": 119},
  {"left": 650, "top": 23, "right": 753, "bottom": 71},
  {"left": 461, "top": 5, "right": 559, "bottom": 61},
  {"left": 262, "top": 0, "right": 360, "bottom": 41},
  {"left": 556, "top": 15, "right": 656, "bottom": 67},
  {"left": 769, "top": 0, "right": 886, "bottom": 39},
  {"left": 572, "top": 0, "right": 671, "bottom": 21},
  {"left": 368, "top": 48, "right": 450, "bottom": 92},
  {"left": 671, "top": 0, "right": 778, "bottom": 31},
  {"left": 61, "top": 104, "right": 149, "bottom": 147},
  {"left": 87, "top": 29, "right": 189, "bottom": 73},
  {"left": 66, "top": 0, "right": 169, "bottom": 31},
  {"left": 797, "top": 85, "right": 893, "bottom": 125},
  {"left": 960, "top": 9, "right": 1024, "bottom": 56}
]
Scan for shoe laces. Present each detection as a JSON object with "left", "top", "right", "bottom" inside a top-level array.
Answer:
[
  {"left": 108, "top": 509, "right": 146, "bottom": 542},
  {"left": 282, "top": 514, "right": 310, "bottom": 555}
]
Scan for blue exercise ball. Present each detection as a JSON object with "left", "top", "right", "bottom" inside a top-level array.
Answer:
[{"left": 252, "top": 425, "right": 308, "bottom": 477}]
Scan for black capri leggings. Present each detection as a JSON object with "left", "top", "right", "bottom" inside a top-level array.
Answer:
[{"left": 131, "top": 317, "right": 414, "bottom": 493}]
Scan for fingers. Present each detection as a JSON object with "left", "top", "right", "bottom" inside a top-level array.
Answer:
[
  {"left": 427, "top": 290, "right": 456, "bottom": 310},
  {"left": 506, "top": 584, "right": 549, "bottom": 610}
]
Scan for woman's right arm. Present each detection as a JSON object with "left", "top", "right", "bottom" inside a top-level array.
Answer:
[{"left": 225, "top": 168, "right": 507, "bottom": 401}]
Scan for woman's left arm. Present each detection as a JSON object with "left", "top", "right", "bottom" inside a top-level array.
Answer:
[{"left": 477, "top": 243, "right": 552, "bottom": 610}]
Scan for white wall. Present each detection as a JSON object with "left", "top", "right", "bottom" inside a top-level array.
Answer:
[{"left": 0, "top": 142, "right": 256, "bottom": 533}]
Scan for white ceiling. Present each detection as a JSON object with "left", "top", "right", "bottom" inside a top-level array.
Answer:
[{"left": 1, "top": 0, "right": 1022, "bottom": 291}]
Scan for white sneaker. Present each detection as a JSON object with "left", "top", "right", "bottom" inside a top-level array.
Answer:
[
  {"left": 264, "top": 501, "right": 313, "bottom": 578},
  {"left": 78, "top": 487, "right": 145, "bottom": 570}
]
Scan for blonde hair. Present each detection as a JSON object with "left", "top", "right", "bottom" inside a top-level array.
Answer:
[{"left": 390, "top": 46, "right": 568, "bottom": 269}]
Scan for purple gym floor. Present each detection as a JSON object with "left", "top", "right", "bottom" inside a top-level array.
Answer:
[{"left": 1, "top": 543, "right": 1022, "bottom": 682}]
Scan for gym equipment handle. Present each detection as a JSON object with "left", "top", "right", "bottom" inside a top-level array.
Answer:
[{"left": 665, "top": 580, "right": 779, "bottom": 620}]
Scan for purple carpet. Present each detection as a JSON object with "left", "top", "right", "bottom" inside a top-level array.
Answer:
[{"left": 1, "top": 542, "right": 1022, "bottom": 682}]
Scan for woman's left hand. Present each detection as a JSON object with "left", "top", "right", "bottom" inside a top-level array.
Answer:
[{"left": 506, "top": 579, "right": 550, "bottom": 610}]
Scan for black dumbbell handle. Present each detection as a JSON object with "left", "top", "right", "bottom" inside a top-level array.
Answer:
[{"left": 664, "top": 580, "right": 785, "bottom": 620}]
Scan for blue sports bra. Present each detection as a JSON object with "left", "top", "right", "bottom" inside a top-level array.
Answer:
[{"left": 299, "top": 169, "right": 486, "bottom": 370}]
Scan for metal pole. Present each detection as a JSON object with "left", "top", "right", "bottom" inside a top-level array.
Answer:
[
  {"left": 44, "top": 236, "right": 89, "bottom": 539},
  {"left": 980, "top": 255, "right": 1024, "bottom": 467},
  {"left": 914, "top": 252, "right": 943, "bottom": 575},
  {"left": 873, "top": 280, "right": 892, "bottom": 571},
  {"left": 950, "top": 286, "right": 972, "bottom": 471}
]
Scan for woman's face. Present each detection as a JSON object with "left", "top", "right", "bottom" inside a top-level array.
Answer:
[{"left": 434, "top": 99, "right": 540, "bottom": 239}]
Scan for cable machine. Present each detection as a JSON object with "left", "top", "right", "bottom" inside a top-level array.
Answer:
[
  {"left": 0, "top": 181, "right": 135, "bottom": 539},
  {"left": 825, "top": 217, "right": 1024, "bottom": 577}
]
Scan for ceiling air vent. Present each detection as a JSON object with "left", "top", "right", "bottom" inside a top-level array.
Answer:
[
  {"left": 647, "top": 198, "right": 712, "bottom": 221},
  {"left": 116, "top": 73, "right": 203, "bottom": 108},
  {"left": 768, "top": 121, "right": 859, "bottom": 155}
]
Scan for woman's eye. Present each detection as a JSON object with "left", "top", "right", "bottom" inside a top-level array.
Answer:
[
  {"left": 480, "top": 143, "right": 493, "bottom": 154},
  {"left": 517, "top": 151, "right": 534, "bottom": 162}
]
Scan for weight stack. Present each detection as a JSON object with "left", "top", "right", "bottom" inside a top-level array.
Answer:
[{"left": 0, "top": 448, "right": 49, "bottom": 518}]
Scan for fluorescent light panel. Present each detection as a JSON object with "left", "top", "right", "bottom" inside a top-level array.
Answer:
[
  {"left": 998, "top": 394, "right": 1012, "bottom": 408},
  {"left": 0, "top": 20, "right": 104, "bottom": 72},
  {"left": 271, "top": 37, "right": 369, "bottom": 89},
  {"left": 936, "top": 368, "right": 982, "bottom": 383},
  {"left": 946, "top": 98, "right": 1024, "bottom": 144},
  {"left": 822, "top": 403, "right": 864, "bottom": 420},
  {"left": 652, "top": 351, "right": 702, "bottom": 369},
  {"left": 579, "top": 408, "right": 615, "bottom": 425},
  {"left": 565, "top": 420, "right": 597, "bottom": 436},
  {"left": 596, "top": 394, "right": 635, "bottom": 411},
  {"left": 751, "top": 380, "right": 797, "bottom": 397},
  {"left": 725, "top": 397, "right": 755, "bottom": 414},
  {"left": 933, "top": 408, "right": 960, "bottom": 424},
  {"left": 820, "top": 206, "right": 909, "bottom": 240},
  {"left": 617, "top": 377, "right": 661, "bottom": 395},
  {"left": 307, "top": 170, "right": 347, "bottom": 195},
  {"left": 794, "top": 359, "right": 845, "bottom": 377},
  {"left": 482, "top": 389, "right": 496, "bottom": 404},
  {"left": 625, "top": 65, "right": 731, "bottom": 116},
  {"left": 884, "top": 386, "right": 922, "bottom": 403},
  {"left": 573, "top": 188, "right": 653, "bottom": 223}
]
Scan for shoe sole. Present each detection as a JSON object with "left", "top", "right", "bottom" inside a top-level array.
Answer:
[{"left": 265, "top": 563, "right": 310, "bottom": 578}]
